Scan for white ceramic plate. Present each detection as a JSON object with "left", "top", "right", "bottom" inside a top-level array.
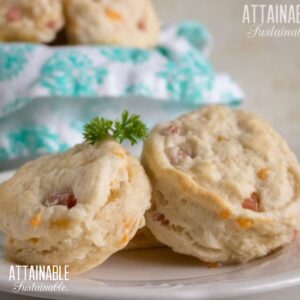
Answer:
[{"left": 1, "top": 169, "right": 300, "bottom": 300}]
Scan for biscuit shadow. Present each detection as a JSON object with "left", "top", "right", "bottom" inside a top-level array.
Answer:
[{"left": 111, "top": 247, "right": 202, "bottom": 268}]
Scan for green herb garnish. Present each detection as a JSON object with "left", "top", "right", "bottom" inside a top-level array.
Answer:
[{"left": 83, "top": 111, "right": 148, "bottom": 146}]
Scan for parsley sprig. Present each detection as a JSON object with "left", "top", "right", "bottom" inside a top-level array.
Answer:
[{"left": 83, "top": 111, "right": 148, "bottom": 145}]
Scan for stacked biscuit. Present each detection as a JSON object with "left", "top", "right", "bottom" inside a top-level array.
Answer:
[
  {"left": 0, "top": 140, "right": 152, "bottom": 274},
  {"left": 0, "top": 0, "right": 64, "bottom": 43},
  {"left": 143, "top": 106, "right": 300, "bottom": 263},
  {"left": 0, "top": 0, "right": 160, "bottom": 47},
  {"left": 0, "top": 106, "right": 300, "bottom": 274}
]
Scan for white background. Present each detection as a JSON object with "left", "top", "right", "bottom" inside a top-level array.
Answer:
[{"left": 154, "top": 0, "right": 300, "bottom": 156}]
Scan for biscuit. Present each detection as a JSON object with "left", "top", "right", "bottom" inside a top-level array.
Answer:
[
  {"left": 0, "top": 140, "right": 151, "bottom": 274},
  {"left": 0, "top": 0, "right": 64, "bottom": 43},
  {"left": 64, "top": 0, "right": 159, "bottom": 47},
  {"left": 143, "top": 105, "right": 300, "bottom": 264}
]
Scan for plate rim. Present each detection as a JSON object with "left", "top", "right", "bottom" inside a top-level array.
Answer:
[
  {"left": 0, "top": 268, "right": 300, "bottom": 300},
  {"left": 0, "top": 170, "right": 300, "bottom": 299}
]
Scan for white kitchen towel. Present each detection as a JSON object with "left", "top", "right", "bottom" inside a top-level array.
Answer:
[{"left": 0, "top": 21, "right": 243, "bottom": 162}]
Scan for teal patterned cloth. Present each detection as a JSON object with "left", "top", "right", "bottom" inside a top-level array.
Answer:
[{"left": 0, "top": 21, "right": 244, "bottom": 163}]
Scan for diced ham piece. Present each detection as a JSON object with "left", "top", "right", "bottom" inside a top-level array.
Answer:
[
  {"left": 169, "top": 147, "right": 191, "bottom": 164},
  {"left": 177, "top": 149, "right": 188, "bottom": 160},
  {"left": 46, "top": 20, "right": 57, "bottom": 29},
  {"left": 137, "top": 20, "right": 146, "bottom": 31},
  {"left": 242, "top": 192, "right": 260, "bottom": 212},
  {"left": 161, "top": 124, "right": 180, "bottom": 135},
  {"left": 152, "top": 212, "right": 169, "bottom": 226},
  {"left": 6, "top": 8, "right": 22, "bottom": 22},
  {"left": 44, "top": 192, "right": 77, "bottom": 209}
]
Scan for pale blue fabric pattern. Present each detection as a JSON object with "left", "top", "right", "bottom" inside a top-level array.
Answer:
[
  {"left": 39, "top": 51, "right": 108, "bottom": 96},
  {"left": 100, "top": 48, "right": 150, "bottom": 64},
  {"left": 124, "top": 84, "right": 153, "bottom": 97},
  {"left": 0, "top": 45, "right": 33, "bottom": 81},
  {"left": 0, "top": 125, "right": 68, "bottom": 160},
  {"left": 176, "top": 21, "right": 211, "bottom": 49},
  {"left": 157, "top": 49, "right": 214, "bottom": 103},
  {"left": 0, "top": 21, "right": 244, "bottom": 162}
]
